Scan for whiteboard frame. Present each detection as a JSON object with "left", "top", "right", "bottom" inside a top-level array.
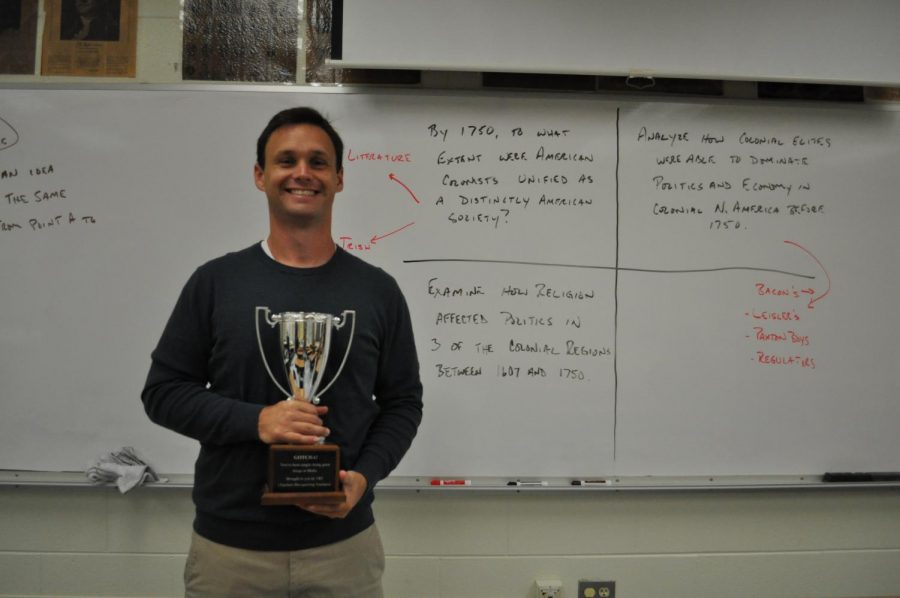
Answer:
[
  {"left": 3, "top": 470, "right": 900, "bottom": 492},
  {"left": 1, "top": 82, "right": 899, "bottom": 490},
  {"left": 3, "top": 81, "right": 899, "bottom": 112}
]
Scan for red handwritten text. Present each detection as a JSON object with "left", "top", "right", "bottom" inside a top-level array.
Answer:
[
  {"left": 755, "top": 351, "right": 816, "bottom": 369},
  {"left": 347, "top": 149, "right": 412, "bottom": 163}
]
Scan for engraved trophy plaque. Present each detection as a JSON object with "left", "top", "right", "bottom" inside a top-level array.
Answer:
[{"left": 256, "top": 307, "right": 355, "bottom": 505}]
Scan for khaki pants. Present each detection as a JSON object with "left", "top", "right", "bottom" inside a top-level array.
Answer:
[{"left": 184, "top": 525, "right": 385, "bottom": 598}]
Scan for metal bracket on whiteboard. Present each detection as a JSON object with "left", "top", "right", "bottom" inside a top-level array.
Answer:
[{"left": 625, "top": 70, "right": 656, "bottom": 90}]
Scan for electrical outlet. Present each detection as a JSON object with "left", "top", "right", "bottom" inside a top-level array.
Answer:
[
  {"left": 577, "top": 580, "right": 615, "bottom": 598},
  {"left": 535, "top": 578, "right": 563, "bottom": 598}
]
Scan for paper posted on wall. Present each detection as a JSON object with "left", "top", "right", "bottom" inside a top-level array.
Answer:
[{"left": 41, "top": 0, "right": 137, "bottom": 77}]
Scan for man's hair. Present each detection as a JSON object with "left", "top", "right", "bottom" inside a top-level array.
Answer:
[{"left": 256, "top": 107, "right": 344, "bottom": 171}]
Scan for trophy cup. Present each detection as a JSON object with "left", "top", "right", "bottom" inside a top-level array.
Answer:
[{"left": 256, "top": 307, "right": 356, "bottom": 505}]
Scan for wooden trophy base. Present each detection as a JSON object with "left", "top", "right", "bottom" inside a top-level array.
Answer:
[
  {"left": 261, "top": 488, "right": 346, "bottom": 505},
  {"left": 261, "top": 443, "right": 346, "bottom": 506}
]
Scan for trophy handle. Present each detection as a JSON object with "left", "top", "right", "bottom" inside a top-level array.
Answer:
[
  {"left": 314, "top": 310, "right": 356, "bottom": 399},
  {"left": 255, "top": 306, "right": 292, "bottom": 399}
]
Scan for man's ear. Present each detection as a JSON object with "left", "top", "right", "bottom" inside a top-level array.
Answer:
[
  {"left": 336, "top": 168, "right": 344, "bottom": 192},
  {"left": 253, "top": 163, "right": 265, "bottom": 191}
]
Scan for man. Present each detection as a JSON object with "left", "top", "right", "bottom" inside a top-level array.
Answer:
[{"left": 142, "top": 107, "right": 423, "bottom": 596}]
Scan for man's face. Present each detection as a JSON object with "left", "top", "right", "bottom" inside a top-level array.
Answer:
[{"left": 254, "top": 124, "right": 344, "bottom": 228}]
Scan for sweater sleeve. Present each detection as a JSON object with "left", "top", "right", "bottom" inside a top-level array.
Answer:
[
  {"left": 141, "top": 267, "right": 262, "bottom": 445},
  {"left": 352, "top": 282, "right": 424, "bottom": 486}
]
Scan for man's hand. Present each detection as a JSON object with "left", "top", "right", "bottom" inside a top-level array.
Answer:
[
  {"left": 295, "top": 470, "right": 368, "bottom": 519},
  {"left": 258, "top": 398, "right": 329, "bottom": 445}
]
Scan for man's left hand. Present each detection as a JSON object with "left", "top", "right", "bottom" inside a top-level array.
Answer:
[{"left": 295, "top": 470, "right": 368, "bottom": 519}]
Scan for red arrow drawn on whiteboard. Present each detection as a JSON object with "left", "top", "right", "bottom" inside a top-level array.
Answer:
[
  {"left": 784, "top": 240, "right": 831, "bottom": 309},
  {"left": 389, "top": 173, "right": 421, "bottom": 204},
  {"left": 370, "top": 221, "right": 415, "bottom": 245}
]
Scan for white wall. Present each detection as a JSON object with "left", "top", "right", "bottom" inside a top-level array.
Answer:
[
  {"left": 2, "top": 486, "right": 900, "bottom": 597},
  {"left": 2, "top": 2, "right": 899, "bottom": 597}
]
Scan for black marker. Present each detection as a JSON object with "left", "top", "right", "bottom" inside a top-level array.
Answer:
[{"left": 823, "top": 472, "right": 900, "bottom": 483}]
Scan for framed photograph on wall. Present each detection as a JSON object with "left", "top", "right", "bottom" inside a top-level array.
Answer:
[{"left": 41, "top": 0, "right": 137, "bottom": 77}]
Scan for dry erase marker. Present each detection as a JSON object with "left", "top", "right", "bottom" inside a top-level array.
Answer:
[
  {"left": 430, "top": 479, "right": 471, "bottom": 486},
  {"left": 571, "top": 479, "right": 609, "bottom": 486},
  {"left": 823, "top": 472, "right": 900, "bottom": 483},
  {"left": 507, "top": 481, "right": 548, "bottom": 487}
]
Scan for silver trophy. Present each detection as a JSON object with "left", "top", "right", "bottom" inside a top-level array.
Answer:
[
  {"left": 255, "top": 307, "right": 356, "bottom": 504},
  {"left": 255, "top": 308, "right": 356, "bottom": 406}
]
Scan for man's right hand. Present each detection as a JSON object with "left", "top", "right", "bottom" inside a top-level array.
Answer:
[{"left": 258, "top": 398, "right": 330, "bottom": 444}]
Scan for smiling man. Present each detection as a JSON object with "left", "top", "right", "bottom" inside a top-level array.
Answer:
[
  {"left": 254, "top": 119, "right": 343, "bottom": 243},
  {"left": 142, "top": 107, "right": 423, "bottom": 597}
]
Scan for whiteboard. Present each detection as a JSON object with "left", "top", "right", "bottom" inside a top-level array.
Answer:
[
  {"left": 0, "top": 86, "right": 898, "bottom": 480},
  {"left": 338, "top": 0, "right": 900, "bottom": 86}
]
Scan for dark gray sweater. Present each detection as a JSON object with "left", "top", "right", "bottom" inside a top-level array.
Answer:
[{"left": 142, "top": 244, "right": 422, "bottom": 550}]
